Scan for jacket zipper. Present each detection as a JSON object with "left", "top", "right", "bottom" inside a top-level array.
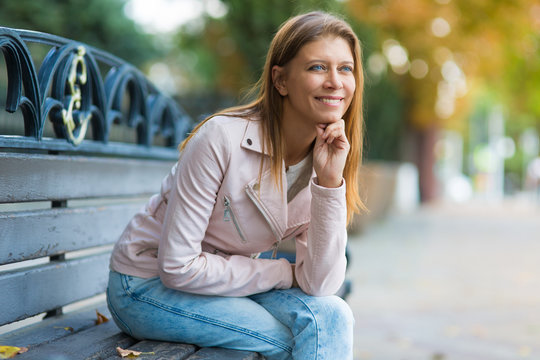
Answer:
[
  {"left": 271, "top": 224, "right": 304, "bottom": 259},
  {"left": 245, "top": 184, "right": 282, "bottom": 241},
  {"left": 287, "top": 225, "right": 304, "bottom": 242},
  {"left": 245, "top": 184, "right": 284, "bottom": 259},
  {"left": 223, "top": 196, "right": 247, "bottom": 243}
]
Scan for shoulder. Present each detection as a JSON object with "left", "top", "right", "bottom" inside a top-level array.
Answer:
[
  {"left": 202, "top": 114, "right": 250, "bottom": 132},
  {"left": 182, "top": 115, "right": 259, "bottom": 163},
  {"left": 196, "top": 115, "right": 261, "bottom": 148}
]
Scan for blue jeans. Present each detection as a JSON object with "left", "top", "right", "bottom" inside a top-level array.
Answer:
[{"left": 107, "top": 271, "right": 353, "bottom": 359}]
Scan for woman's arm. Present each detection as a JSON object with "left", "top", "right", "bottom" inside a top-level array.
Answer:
[
  {"left": 293, "top": 119, "right": 349, "bottom": 296},
  {"left": 293, "top": 179, "right": 348, "bottom": 296},
  {"left": 157, "top": 119, "right": 293, "bottom": 296}
]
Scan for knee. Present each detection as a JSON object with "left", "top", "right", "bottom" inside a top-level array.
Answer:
[
  {"left": 313, "top": 296, "right": 354, "bottom": 331},
  {"left": 292, "top": 293, "right": 354, "bottom": 334},
  {"left": 298, "top": 295, "right": 354, "bottom": 358},
  {"left": 315, "top": 296, "right": 354, "bottom": 360}
]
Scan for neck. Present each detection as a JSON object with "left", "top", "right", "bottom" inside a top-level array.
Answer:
[{"left": 281, "top": 107, "right": 316, "bottom": 168}]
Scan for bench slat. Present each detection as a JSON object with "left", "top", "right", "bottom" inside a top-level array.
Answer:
[
  {"left": 0, "top": 153, "right": 174, "bottom": 203},
  {"left": 187, "top": 347, "right": 265, "bottom": 360},
  {"left": 0, "top": 253, "right": 110, "bottom": 326},
  {"left": 14, "top": 319, "right": 135, "bottom": 360},
  {"left": 0, "top": 305, "right": 112, "bottom": 349},
  {"left": 103, "top": 340, "right": 197, "bottom": 360},
  {"left": 0, "top": 203, "right": 144, "bottom": 264}
]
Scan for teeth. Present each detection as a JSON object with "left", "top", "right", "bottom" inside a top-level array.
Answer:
[{"left": 318, "top": 98, "right": 341, "bottom": 104}]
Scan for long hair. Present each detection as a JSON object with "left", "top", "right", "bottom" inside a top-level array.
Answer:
[{"left": 180, "top": 11, "right": 367, "bottom": 224}]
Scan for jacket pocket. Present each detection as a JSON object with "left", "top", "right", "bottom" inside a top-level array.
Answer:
[{"left": 223, "top": 195, "right": 248, "bottom": 244}]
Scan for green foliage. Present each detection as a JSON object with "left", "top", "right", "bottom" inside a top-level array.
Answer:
[
  {"left": 173, "top": 20, "right": 225, "bottom": 91},
  {"left": 347, "top": 17, "right": 404, "bottom": 161},
  {"left": 0, "top": 0, "right": 158, "bottom": 66},
  {"left": 363, "top": 76, "right": 404, "bottom": 161},
  {"left": 220, "top": 0, "right": 346, "bottom": 81}
]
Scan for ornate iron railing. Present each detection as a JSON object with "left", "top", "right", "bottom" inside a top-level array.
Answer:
[{"left": 0, "top": 27, "right": 193, "bottom": 159}]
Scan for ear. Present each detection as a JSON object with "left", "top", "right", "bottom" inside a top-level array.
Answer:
[{"left": 272, "top": 65, "right": 288, "bottom": 96}]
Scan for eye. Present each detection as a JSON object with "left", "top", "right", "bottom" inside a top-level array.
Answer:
[
  {"left": 308, "top": 64, "right": 325, "bottom": 71},
  {"left": 340, "top": 65, "right": 354, "bottom": 73}
]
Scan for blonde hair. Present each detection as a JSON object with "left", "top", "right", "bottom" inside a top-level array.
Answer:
[{"left": 180, "top": 11, "right": 366, "bottom": 224}]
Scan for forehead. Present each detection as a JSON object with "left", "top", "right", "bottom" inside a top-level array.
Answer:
[{"left": 295, "top": 36, "right": 354, "bottom": 62}]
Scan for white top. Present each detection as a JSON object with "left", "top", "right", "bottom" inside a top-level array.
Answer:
[
  {"left": 286, "top": 153, "right": 313, "bottom": 203},
  {"left": 286, "top": 155, "right": 311, "bottom": 190}
]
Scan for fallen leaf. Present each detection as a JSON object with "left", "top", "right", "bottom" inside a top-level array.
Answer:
[
  {"left": 53, "top": 326, "right": 74, "bottom": 332},
  {"left": 0, "top": 346, "right": 28, "bottom": 359},
  {"left": 116, "top": 347, "right": 142, "bottom": 358},
  {"left": 115, "top": 347, "right": 155, "bottom": 358},
  {"left": 95, "top": 310, "right": 109, "bottom": 325}
]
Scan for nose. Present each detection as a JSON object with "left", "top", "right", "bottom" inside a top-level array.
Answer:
[{"left": 324, "top": 69, "right": 343, "bottom": 89}]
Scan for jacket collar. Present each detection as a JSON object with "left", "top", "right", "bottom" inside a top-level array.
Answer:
[{"left": 241, "top": 120, "right": 271, "bottom": 156}]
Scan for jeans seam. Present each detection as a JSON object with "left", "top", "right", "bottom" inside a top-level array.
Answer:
[
  {"left": 130, "top": 291, "right": 292, "bottom": 354},
  {"left": 121, "top": 274, "right": 134, "bottom": 295},
  {"left": 278, "top": 290, "right": 320, "bottom": 359},
  {"left": 107, "top": 285, "right": 134, "bottom": 337}
]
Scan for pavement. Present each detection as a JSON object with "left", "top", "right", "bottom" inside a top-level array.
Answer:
[{"left": 346, "top": 196, "right": 540, "bottom": 360}]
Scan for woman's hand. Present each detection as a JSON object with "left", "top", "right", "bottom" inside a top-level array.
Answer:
[{"left": 313, "top": 119, "right": 350, "bottom": 188}]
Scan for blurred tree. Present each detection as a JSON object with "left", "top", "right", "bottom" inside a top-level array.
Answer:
[
  {"left": 346, "top": 0, "right": 540, "bottom": 199},
  {"left": 174, "top": 0, "right": 345, "bottom": 93},
  {"left": 219, "top": 0, "right": 345, "bottom": 82},
  {"left": 0, "top": 0, "right": 158, "bottom": 66}
]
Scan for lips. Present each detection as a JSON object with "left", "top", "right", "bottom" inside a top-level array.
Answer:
[{"left": 316, "top": 96, "right": 343, "bottom": 105}]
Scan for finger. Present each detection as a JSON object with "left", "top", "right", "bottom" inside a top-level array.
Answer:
[
  {"left": 316, "top": 124, "right": 328, "bottom": 141},
  {"left": 324, "top": 122, "right": 346, "bottom": 143},
  {"left": 322, "top": 119, "right": 345, "bottom": 137},
  {"left": 316, "top": 124, "right": 326, "bottom": 137},
  {"left": 314, "top": 126, "right": 329, "bottom": 152},
  {"left": 326, "top": 129, "right": 350, "bottom": 150}
]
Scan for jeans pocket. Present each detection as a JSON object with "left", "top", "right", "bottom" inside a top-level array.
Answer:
[{"left": 122, "top": 273, "right": 160, "bottom": 298}]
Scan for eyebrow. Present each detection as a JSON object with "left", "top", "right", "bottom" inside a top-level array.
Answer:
[{"left": 305, "top": 59, "right": 355, "bottom": 66}]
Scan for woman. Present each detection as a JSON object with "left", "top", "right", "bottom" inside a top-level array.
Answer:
[{"left": 107, "top": 11, "right": 365, "bottom": 360}]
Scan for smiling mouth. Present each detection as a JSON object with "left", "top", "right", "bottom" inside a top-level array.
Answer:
[{"left": 316, "top": 97, "right": 343, "bottom": 105}]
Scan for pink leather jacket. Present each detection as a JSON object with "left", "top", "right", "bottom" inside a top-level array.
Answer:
[{"left": 109, "top": 115, "right": 348, "bottom": 296}]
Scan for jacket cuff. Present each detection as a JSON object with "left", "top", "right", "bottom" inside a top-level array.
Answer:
[
  {"left": 275, "top": 257, "right": 294, "bottom": 289},
  {"left": 311, "top": 177, "right": 346, "bottom": 192}
]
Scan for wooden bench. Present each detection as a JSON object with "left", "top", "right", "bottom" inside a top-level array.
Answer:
[{"left": 0, "top": 27, "right": 263, "bottom": 360}]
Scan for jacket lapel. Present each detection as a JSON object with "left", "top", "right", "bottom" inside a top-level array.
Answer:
[{"left": 242, "top": 120, "right": 311, "bottom": 240}]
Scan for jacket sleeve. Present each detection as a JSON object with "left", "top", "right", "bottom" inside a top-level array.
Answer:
[
  {"left": 294, "top": 178, "right": 348, "bottom": 296},
  {"left": 157, "top": 119, "right": 293, "bottom": 296}
]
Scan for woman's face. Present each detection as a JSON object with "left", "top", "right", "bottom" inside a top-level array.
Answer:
[{"left": 273, "top": 36, "right": 356, "bottom": 130}]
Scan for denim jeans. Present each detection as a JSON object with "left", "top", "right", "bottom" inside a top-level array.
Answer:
[{"left": 107, "top": 271, "right": 353, "bottom": 359}]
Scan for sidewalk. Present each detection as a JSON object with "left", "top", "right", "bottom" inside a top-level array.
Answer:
[{"left": 347, "top": 197, "right": 540, "bottom": 360}]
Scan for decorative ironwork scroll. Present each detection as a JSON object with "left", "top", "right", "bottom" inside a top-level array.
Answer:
[{"left": 0, "top": 27, "right": 192, "bottom": 158}]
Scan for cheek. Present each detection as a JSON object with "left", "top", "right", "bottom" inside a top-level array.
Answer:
[
  {"left": 346, "top": 77, "right": 356, "bottom": 95},
  {"left": 302, "top": 77, "right": 322, "bottom": 93},
  {"left": 344, "top": 79, "right": 356, "bottom": 106}
]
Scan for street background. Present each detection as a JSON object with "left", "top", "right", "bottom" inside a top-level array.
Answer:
[{"left": 347, "top": 196, "right": 540, "bottom": 360}]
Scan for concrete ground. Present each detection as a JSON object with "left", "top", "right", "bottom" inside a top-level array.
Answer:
[{"left": 346, "top": 196, "right": 540, "bottom": 360}]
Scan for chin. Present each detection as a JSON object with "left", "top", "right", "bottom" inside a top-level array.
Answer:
[{"left": 318, "top": 115, "right": 342, "bottom": 124}]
